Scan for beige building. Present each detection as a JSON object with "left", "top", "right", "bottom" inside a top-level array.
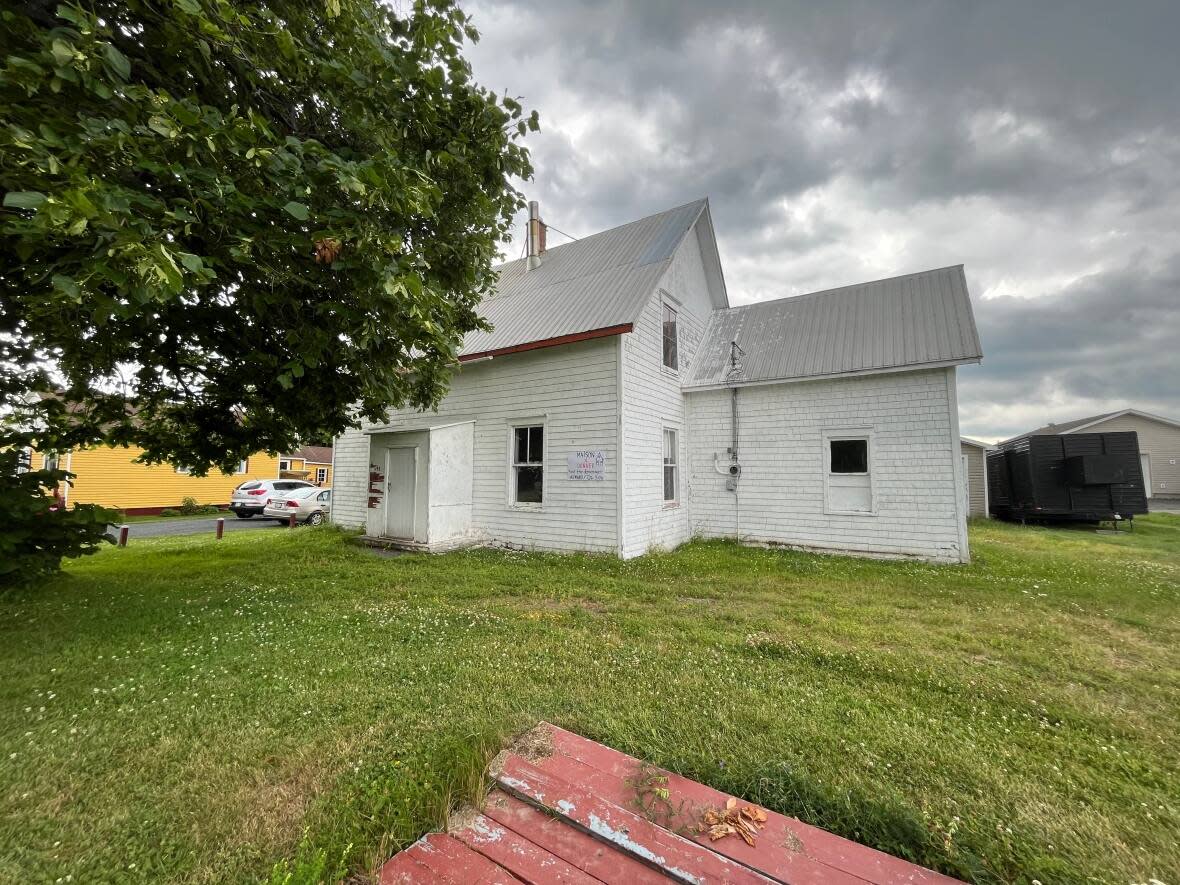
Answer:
[
  {"left": 1014, "top": 409, "right": 1180, "bottom": 502},
  {"left": 960, "top": 437, "right": 992, "bottom": 517}
]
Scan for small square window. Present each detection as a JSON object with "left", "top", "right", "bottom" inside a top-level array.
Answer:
[
  {"left": 830, "top": 439, "right": 868, "bottom": 474},
  {"left": 662, "top": 303, "right": 678, "bottom": 371},
  {"left": 512, "top": 425, "right": 544, "bottom": 505}
]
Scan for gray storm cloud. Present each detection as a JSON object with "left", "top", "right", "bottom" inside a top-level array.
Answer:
[{"left": 465, "top": 0, "right": 1180, "bottom": 440}]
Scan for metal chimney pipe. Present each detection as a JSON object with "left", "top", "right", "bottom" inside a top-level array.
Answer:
[{"left": 526, "top": 200, "right": 545, "bottom": 271}]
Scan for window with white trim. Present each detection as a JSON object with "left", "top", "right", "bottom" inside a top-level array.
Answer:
[
  {"left": 661, "top": 302, "right": 678, "bottom": 370},
  {"left": 279, "top": 459, "right": 291, "bottom": 472},
  {"left": 235, "top": 459, "right": 248, "bottom": 474},
  {"left": 511, "top": 425, "right": 544, "bottom": 505},
  {"left": 42, "top": 452, "right": 60, "bottom": 473},
  {"left": 663, "top": 428, "right": 679, "bottom": 503},
  {"left": 316, "top": 466, "right": 328, "bottom": 484},
  {"left": 825, "top": 434, "right": 872, "bottom": 513}
]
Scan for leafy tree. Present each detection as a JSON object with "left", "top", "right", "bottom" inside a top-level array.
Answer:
[
  {"left": 0, "top": 0, "right": 535, "bottom": 474},
  {"left": 0, "top": 447, "right": 114, "bottom": 585}
]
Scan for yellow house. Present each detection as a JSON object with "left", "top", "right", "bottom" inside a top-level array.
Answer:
[
  {"left": 29, "top": 446, "right": 284, "bottom": 515},
  {"left": 278, "top": 445, "right": 333, "bottom": 487}
]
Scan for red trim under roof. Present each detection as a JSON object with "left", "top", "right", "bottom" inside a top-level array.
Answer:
[{"left": 458, "top": 323, "right": 633, "bottom": 363}]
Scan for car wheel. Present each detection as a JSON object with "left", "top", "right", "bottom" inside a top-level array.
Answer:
[
  {"left": 307, "top": 511, "right": 325, "bottom": 526},
  {"left": 235, "top": 511, "right": 254, "bottom": 519}
]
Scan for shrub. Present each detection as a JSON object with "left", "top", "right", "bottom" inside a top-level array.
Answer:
[
  {"left": 0, "top": 448, "right": 114, "bottom": 586},
  {"left": 159, "top": 508, "right": 182, "bottom": 518},
  {"left": 179, "top": 496, "right": 203, "bottom": 515}
]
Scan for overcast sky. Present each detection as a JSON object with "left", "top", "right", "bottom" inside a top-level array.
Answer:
[{"left": 464, "top": 0, "right": 1180, "bottom": 442}]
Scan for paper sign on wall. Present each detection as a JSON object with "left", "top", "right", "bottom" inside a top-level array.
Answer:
[{"left": 567, "top": 450, "right": 606, "bottom": 481}]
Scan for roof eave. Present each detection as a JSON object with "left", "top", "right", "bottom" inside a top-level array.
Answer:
[
  {"left": 458, "top": 323, "right": 633, "bottom": 363},
  {"left": 683, "top": 356, "right": 981, "bottom": 392}
]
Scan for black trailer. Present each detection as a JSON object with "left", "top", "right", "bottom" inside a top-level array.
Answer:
[{"left": 987, "top": 431, "right": 1148, "bottom": 523}]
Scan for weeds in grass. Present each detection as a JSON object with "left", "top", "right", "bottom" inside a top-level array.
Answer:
[{"left": 0, "top": 517, "right": 1176, "bottom": 884}]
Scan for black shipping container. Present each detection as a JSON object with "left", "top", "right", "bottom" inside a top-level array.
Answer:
[{"left": 987, "top": 431, "right": 1148, "bottom": 522}]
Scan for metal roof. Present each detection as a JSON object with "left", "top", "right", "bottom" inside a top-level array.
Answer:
[
  {"left": 460, "top": 200, "right": 710, "bottom": 359},
  {"left": 684, "top": 265, "right": 982, "bottom": 388},
  {"left": 1006, "top": 407, "right": 1180, "bottom": 443}
]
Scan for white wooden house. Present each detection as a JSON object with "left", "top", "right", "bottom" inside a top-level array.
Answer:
[{"left": 332, "top": 199, "right": 983, "bottom": 562}]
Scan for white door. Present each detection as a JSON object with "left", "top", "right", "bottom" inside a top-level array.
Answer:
[
  {"left": 383, "top": 447, "right": 417, "bottom": 539},
  {"left": 1141, "top": 453, "right": 1152, "bottom": 499}
]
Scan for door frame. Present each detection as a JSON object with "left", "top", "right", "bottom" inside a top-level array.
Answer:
[{"left": 383, "top": 445, "right": 419, "bottom": 540}]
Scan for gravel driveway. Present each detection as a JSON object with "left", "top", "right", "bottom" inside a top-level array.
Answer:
[{"left": 108, "top": 515, "right": 289, "bottom": 540}]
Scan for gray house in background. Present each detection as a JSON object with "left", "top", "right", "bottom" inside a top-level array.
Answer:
[
  {"left": 960, "top": 437, "right": 992, "bottom": 517},
  {"left": 1007, "top": 409, "right": 1180, "bottom": 502}
]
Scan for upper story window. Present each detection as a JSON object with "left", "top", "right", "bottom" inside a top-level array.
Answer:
[
  {"left": 661, "top": 302, "right": 678, "bottom": 371},
  {"left": 235, "top": 459, "right": 248, "bottom": 474},
  {"left": 512, "top": 424, "right": 544, "bottom": 505},
  {"left": 316, "top": 466, "right": 328, "bottom": 484},
  {"left": 279, "top": 459, "right": 291, "bottom": 472},
  {"left": 41, "top": 452, "right": 60, "bottom": 473}
]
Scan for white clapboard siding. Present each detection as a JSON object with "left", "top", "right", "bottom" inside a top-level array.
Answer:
[
  {"left": 686, "top": 368, "right": 967, "bottom": 562},
  {"left": 334, "top": 336, "right": 619, "bottom": 553},
  {"left": 620, "top": 221, "right": 715, "bottom": 557}
]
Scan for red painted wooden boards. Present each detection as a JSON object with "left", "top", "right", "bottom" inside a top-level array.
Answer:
[
  {"left": 537, "top": 723, "right": 961, "bottom": 884},
  {"left": 377, "top": 722, "right": 965, "bottom": 884}
]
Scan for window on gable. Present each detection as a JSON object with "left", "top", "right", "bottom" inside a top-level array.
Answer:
[
  {"left": 512, "top": 425, "right": 544, "bottom": 505},
  {"left": 235, "top": 459, "right": 249, "bottom": 474},
  {"left": 663, "top": 428, "right": 679, "bottom": 503},
  {"left": 662, "top": 302, "right": 678, "bottom": 370}
]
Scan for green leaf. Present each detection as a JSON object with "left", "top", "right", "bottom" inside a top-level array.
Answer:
[
  {"left": 177, "top": 252, "right": 204, "bottom": 272},
  {"left": 52, "top": 274, "right": 81, "bottom": 299},
  {"left": 283, "top": 201, "right": 309, "bottom": 220},
  {"left": 50, "top": 39, "right": 74, "bottom": 67},
  {"left": 102, "top": 43, "right": 131, "bottom": 80},
  {"left": 3, "top": 191, "right": 47, "bottom": 210},
  {"left": 175, "top": 0, "right": 203, "bottom": 13}
]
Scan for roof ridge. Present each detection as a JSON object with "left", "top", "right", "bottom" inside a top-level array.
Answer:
[
  {"left": 721, "top": 264, "right": 965, "bottom": 313},
  {"left": 493, "top": 198, "right": 708, "bottom": 272}
]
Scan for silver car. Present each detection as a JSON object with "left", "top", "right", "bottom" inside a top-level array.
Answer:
[
  {"left": 229, "top": 479, "right": 314, "bottom": 518},
  {"left": 263, "top": 487, "right": 331, "bottom": 526}
]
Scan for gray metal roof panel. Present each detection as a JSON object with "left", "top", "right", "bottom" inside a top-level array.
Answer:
[
  {"left": 685, "top": 265, "right": 982, "bottom": 387},
  {"left": 460, "top": 199, "right": 707, "bottom": 357}
]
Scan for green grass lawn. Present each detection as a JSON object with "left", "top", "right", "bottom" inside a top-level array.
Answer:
[{"left": 2, "top": 518, "right": 1178, "bottom": 884}]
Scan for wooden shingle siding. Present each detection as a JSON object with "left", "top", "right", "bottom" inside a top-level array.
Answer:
[
  {"left": 960, "top": 442, "right": 988, "bottom": 516},
  {"left": 687, "top": 368, "right": 966, "bottom": 562},
  {"left": 335, "top": 337, "right": 620, "bottom": 553},
  {"left": 620, "top": 224, "right": 714, "bottom": 557}
]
